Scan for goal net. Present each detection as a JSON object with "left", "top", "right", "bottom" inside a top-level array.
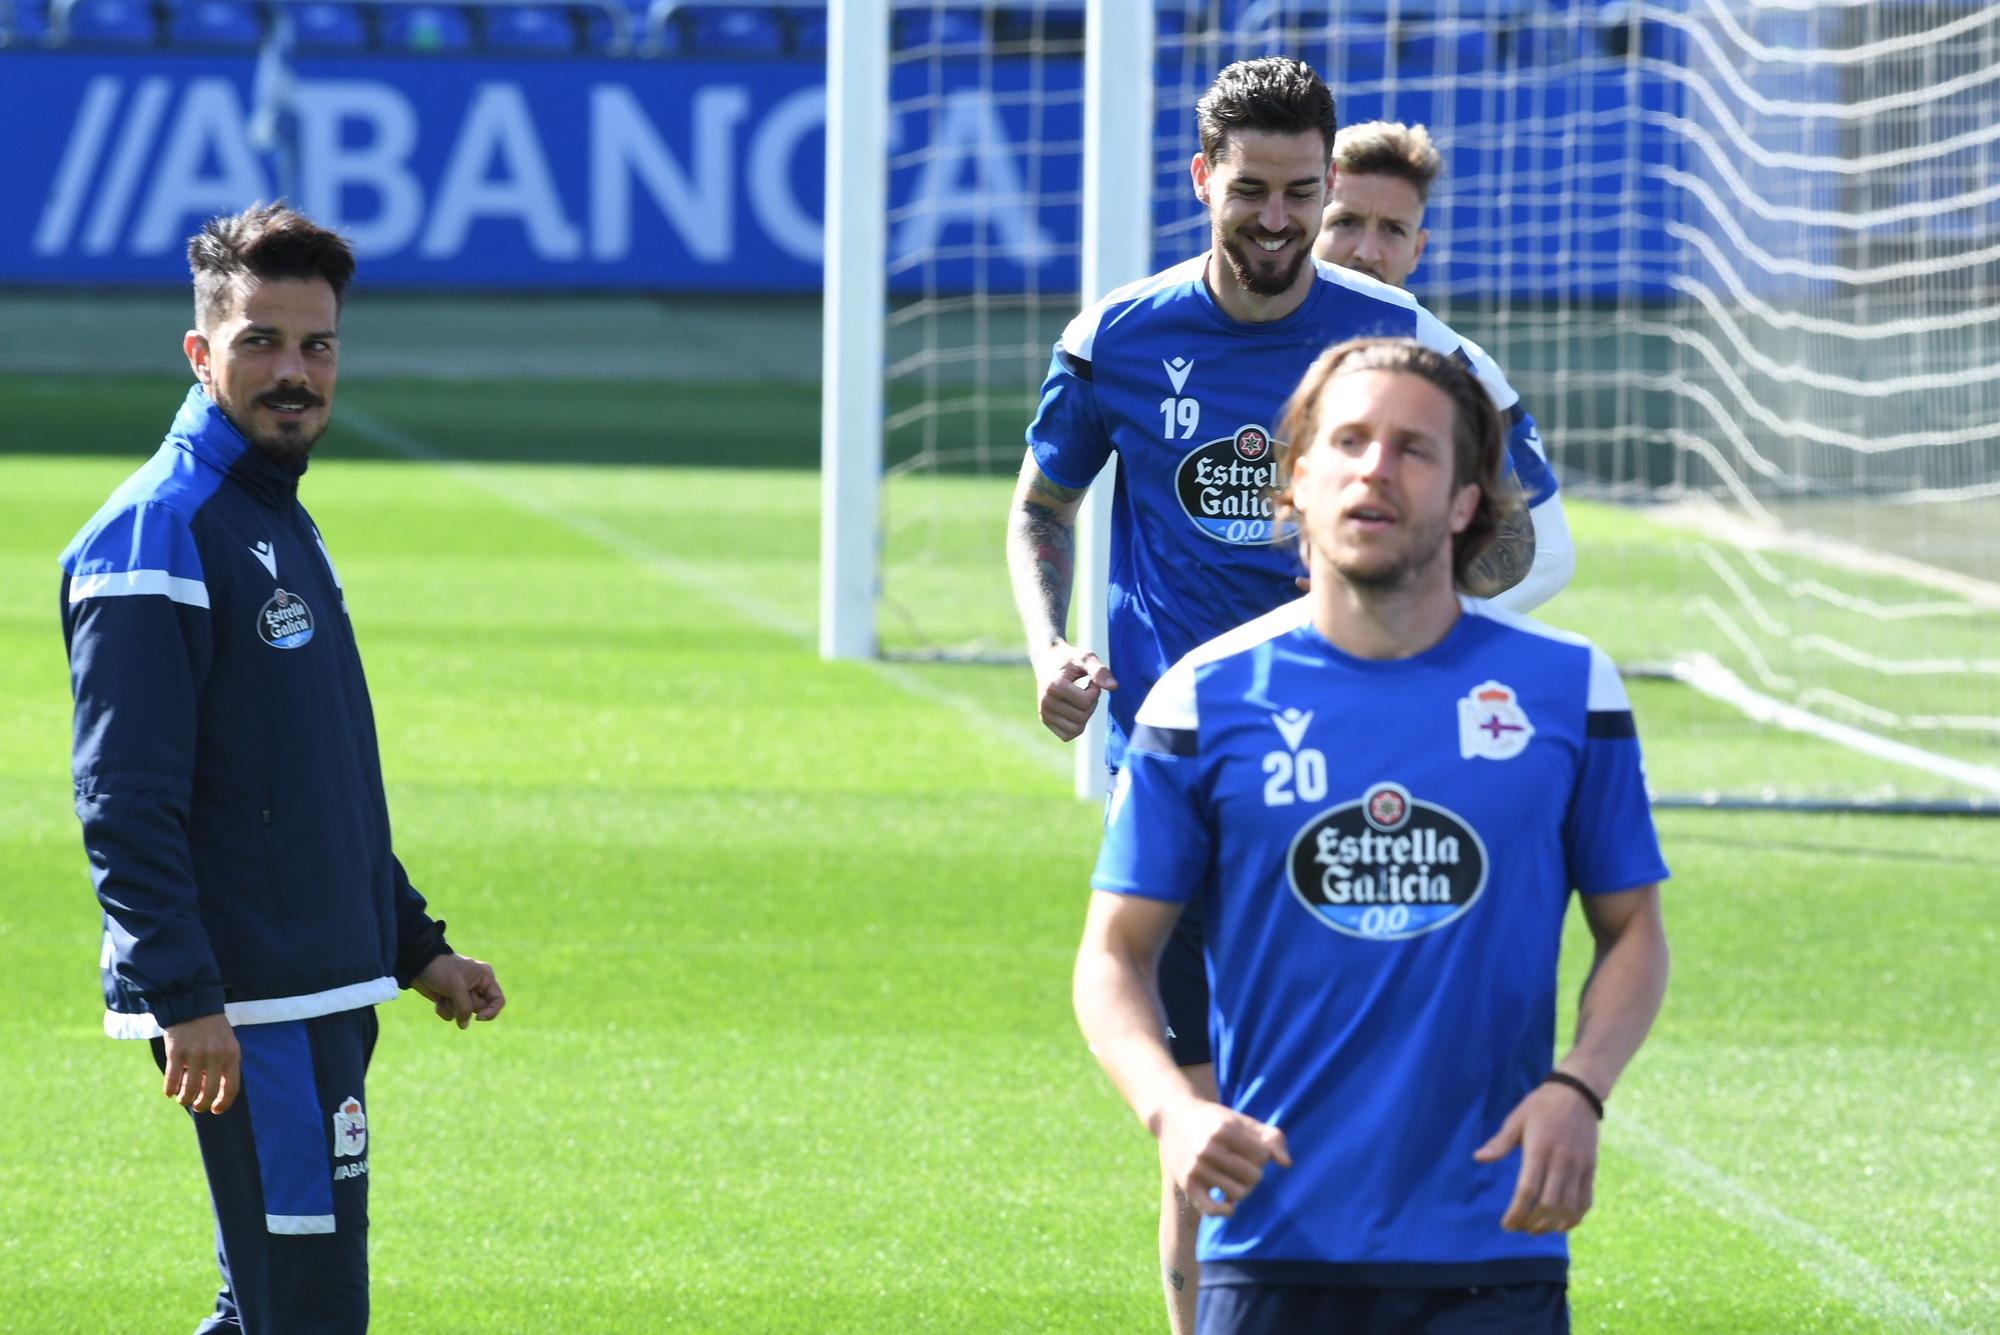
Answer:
[{"left": 833, "top": 0, "right": 2000, "bottom": 810}]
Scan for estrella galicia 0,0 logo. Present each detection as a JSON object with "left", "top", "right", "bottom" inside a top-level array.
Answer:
[
  {"left": 1174, "top": 423, "right": 1297, "bottom": 546},
  {"left": 257, "top": 588, "right": 315, "bottom": 649},
  {"left": 1285, "top": 781, "right": 1488, "bottom": 939}
]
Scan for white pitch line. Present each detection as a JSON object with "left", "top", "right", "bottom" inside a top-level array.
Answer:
[
  {"left": 339, "top": 407, "right": 1067, "bottom": 778},
  {"left": 1612, "top": 1115, "right": 1954, "bottom": 1332}
]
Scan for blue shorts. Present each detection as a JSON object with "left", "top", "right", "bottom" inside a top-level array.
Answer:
[{"left": 1196, "top": 1280, "right": 1569, "bottom": 1335}]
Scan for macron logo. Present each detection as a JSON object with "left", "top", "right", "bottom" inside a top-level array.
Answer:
[
  {"left": 1272, "top": 708, "right": 1313, "bottom": 752},
  {"left": 1164, "top": 357, "right": 1195, "bottom": 394},
  {"left": 248, "top": 541, "right": 277, "bottom": 579}
]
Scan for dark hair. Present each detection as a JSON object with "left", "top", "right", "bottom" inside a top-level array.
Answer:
[
  {"left": 1197, "top": 57, "right": 1339, "bottom": 165},
  {"left": 188, "top": 202, "right": 356, "bottom": 329},
  {"left": 1273, "top": 337, "right": 1518, "bottom": 590},
  {"left": 1332, "top": 121, "right": 1444, "bottom": 203}
]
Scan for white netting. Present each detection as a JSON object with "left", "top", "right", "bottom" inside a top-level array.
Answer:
[{"left": 874, "top": 0, "right": 2000, "bottom": 804}]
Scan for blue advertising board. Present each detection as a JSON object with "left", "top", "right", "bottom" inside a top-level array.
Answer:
[
  {"left": 1, "top": 51, "right": 1085, "bottom": 293},
  {"left": 0, "top": 49, "right": 1685, "bottom": 297}
]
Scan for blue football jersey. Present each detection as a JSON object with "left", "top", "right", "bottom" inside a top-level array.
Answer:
[
  {"left": 1028, "top": 256, "right": 1558, "bottom": 769},
  {"left": 1092, "top": 597, "right": 1667, "bottom": 1286}
]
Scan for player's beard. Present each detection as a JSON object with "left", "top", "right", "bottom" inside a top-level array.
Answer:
[
  {"left": 219, "top": 386, "right": 330, "bottom": 462},
  {"left": 1329, "top": 508, "right": 1457, "bottom": 593},
  {"left": 1219, "top": 231, "right": 1311, "bottom": 298}
]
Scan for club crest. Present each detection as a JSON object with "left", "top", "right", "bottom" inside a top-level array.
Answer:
[
  {"left": 332, "top": 1096, "right": 367, "bottom": 1158},
  {"left": 1458, "top": 680, "right": 1533, "bottom": 761}
]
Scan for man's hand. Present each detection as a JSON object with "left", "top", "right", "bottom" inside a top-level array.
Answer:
[
  {"left": 1154, "top": 1096, "right": 1291, "bottom": 1219},
  {"left": 413, "top": 953, "right": 506, "bottom": 1029},
  {"left": 1474, "top": 1078, "right": 1601, "bottom": 1233},
  {"left": 1035, "top": 641, "right": 1118, "bottom": 741},
  {"left": 162, "top": 1013, "right": 240, "bottom": 1115}
]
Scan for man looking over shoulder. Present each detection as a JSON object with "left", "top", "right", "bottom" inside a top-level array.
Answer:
[
  {"left": 1006, "top": 58, "right": 1572, "bottom": 1334},
  {"left": 1314, "top": 117, "right": 1572, "bottom": 602},
  {"left": 60, "top": 202, "right": 504, "bottom": 1335},
  {"left": 1074, "top": 337, "right": 1669, "bottom": 1334}
]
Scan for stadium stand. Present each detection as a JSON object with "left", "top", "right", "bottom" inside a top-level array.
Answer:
[
  {"left": 55, "top": 0, "right": 157, "bottom": 45},
  {"left": 4, "top": 1, "right": 1650, "bottom": 67},
  {"left": 377, "top": 1, "right": 475, "bottom": 49},
  {"left": 291, "top": 1, "right": 371, "bottom": 49},
  {"left": 0, "top": 0, "right": 51, "bottom": 44},
  {"left": 482, "top": 2, "right": 578, "bottom": 52},
  {"left": 168, "top": 0, "right": 264, "bottom": 47}
]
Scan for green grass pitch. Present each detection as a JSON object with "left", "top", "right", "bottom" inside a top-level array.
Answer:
[{"left": 1, "top": 373, "right": 1995, "bottom": 1332}]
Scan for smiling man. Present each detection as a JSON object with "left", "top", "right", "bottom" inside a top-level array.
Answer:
[
  {"left": 59, "top": 203, "right": 504, "bottom": 1335},
  {"left": 1005, "top": 59, "right": 1571, "bottom": 1333},
  {"left": 1074, "top": 338, "right": 1670, "bottom": 1335}
]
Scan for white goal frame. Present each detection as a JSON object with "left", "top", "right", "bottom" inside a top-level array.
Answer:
[{"left": 820, "top": 0, "right": 1154, "bottom": 801}]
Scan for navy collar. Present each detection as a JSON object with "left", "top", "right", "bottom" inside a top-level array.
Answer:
[{"left": 167, "top": 384, "right": 309, "bottom": 509}]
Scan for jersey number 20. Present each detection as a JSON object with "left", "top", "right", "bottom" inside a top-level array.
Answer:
[{"left": 1263, "top": 749, "right": 1328, "bottom": 806}]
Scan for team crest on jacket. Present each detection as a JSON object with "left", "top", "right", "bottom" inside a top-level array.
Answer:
[
  {"left": 1285, "top": 782, "right": 1489, "bottom": 940},
  {"left": 333, "top": 1096, "right": 367, "bottom": 1157},
  {"left": 1457, "top": 680, "right": 1533, "bottom": 760},
  {"left": 256, "top": 588, "right": 315, "bottom": 649},
  {"left": 1175, "top": 423, "right": 1296, "bottom": 545}
]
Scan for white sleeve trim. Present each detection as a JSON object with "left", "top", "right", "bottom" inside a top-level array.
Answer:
[
  {"left": 68, "top": 569, "right": 210, "bottom": 609},
  {"left": 1413, "top": 307, "right": 1524, "bottom": 415},
  {"left": 1060, "top": 257, "right": 1204, "bottom": 360},
  {"left": 102, "top": 976, "right": 399, "bottom": 1040},
  {"left": 1587, "top": 646, "right": 1632, "bottom": 711},
  {"left": 1132, "top": 597, "right": 1314, "bottom": 731}
]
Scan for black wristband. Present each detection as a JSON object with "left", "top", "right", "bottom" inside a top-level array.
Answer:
[{"left": 1542, "top": 1071, "right": 1605, "bottom": 1120}]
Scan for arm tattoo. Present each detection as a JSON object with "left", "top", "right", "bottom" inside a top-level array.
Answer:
[
  {"left": 1165, "top": 1264, "right": 1186, "bottom": 1292},
  {"left": 1009, "top": 472, "right": 1088, "bottom": 649},
  {"left": 1022, "top": 502, "right": 1076, "bottom": 635},
  {"left": 1466, "top": 504, "right": 1537, "bottom": 597}
]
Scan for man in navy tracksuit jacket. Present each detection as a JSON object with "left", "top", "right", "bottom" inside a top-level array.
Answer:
[{"left": 60, "top": 203, "right": 505, "bottom": 1334}]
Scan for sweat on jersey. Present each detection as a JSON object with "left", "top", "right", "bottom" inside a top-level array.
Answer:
[
  {"left": 61, "top": 385, "right": 449, "bottom": 1040},
  {"left": 1092, "top": 597, "right": 1667, "bottom": 1287},
  {"left": 1028, "top": 255, "right": 1558, "bottom": 770}
]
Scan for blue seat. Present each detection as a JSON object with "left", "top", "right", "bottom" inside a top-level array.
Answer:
[
  {"left": 892, "top": 7, "right": 980, "bottom": 50},
  {"left": 1338, "top": 35, "right": 1388, "bottom": 87},
  {"left": 62, "top": 0, "right": 158, "bottom": 45},
  {"left": 993, "top": 5, "right": 1082, "bottom": 49},
  {"left": 790, "top": 6, "right": 823, "bottom": 54},
  {"left": 290, "top": 0, "right": 367, "bottom": 48},
  {"left": 484, "top": 3, "right": 573, "bottom": 51},
  {"left": 679, "top": 3, "right": 780, "bottom": 54},
  {"left": 168, "top": 0, "right": 262, "bottom": 47},
  {"left": 2, "top": 0, "right": 51, "bottom": 43},
  {"left": 378, "top": 2, "right": 473, "bottom": 50},
  {"left": 1396, "top": 27, "right": 1491, "bottom": 78},
  {"left": 578, "top": 1, "right": 626, "bottom": 52}
]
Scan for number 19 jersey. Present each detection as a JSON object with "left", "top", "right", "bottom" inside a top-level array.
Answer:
[{"left": 1027, "top": 255, "right": 1558, "bottom": 770}]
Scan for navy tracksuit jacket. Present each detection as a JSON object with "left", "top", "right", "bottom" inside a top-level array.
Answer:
[{"left": 61, "top": 384, "right": 449, "bottom": 1038}]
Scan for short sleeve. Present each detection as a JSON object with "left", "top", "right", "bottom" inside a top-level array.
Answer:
[
  {"left": 1564, "top": 647, "right": 1670, "bottom": 895},
  {"left": 1026, "top": 344, "right": 1113, "bottom": 491},
  {"left": 1092, "top": 662, "right": 1211, "bottom": 902}
]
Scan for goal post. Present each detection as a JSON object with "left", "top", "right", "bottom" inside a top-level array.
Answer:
[
  {"left": 1072, "top": 0, "right": 1156, "bottom": 800},
  {"left": 819, "top": 0, "right": 888, "bottom": 662},
  {"left": 828, "top": 0, "right": 2000, "bottom": 812}
]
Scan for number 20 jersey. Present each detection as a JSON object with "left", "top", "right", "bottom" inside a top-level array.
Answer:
[
  {"left": 1027, "top": 255, "right": 1558, "bottom": 770},
  {"left": 1092, "top": 597, "right": 1668, "bottom": 1285}
]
